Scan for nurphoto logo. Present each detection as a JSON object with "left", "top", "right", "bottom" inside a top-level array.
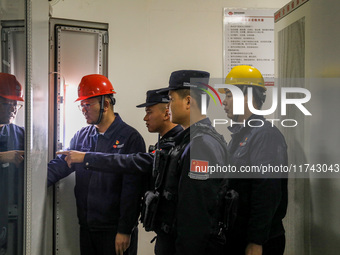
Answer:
[{"left": 201, "top": 84, "right": 312, "bottom": 128}]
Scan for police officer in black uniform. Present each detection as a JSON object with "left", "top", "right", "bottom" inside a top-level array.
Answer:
[{"left": 151, "top": 70, "right": 229, "bottom": 255}]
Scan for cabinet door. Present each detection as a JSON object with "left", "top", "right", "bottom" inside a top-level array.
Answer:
[{"left": 50, "top": 18, "right": 108, "bottom": 255}]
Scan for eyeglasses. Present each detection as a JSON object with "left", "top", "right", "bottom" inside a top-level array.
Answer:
[
  {"left": 0, "top": 102, "right": 23, "bottom": 111},
  {"left": 78, "top": 102, "right": 99, "bottom": 111}
]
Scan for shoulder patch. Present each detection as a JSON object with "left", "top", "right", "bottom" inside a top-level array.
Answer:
[{"left": 188, "top": 159, "right": 209, "bottom": 180}]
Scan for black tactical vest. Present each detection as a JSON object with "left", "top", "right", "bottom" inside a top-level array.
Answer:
[{"left": 142, "top": 122, "right": 230, "bottom": 234}]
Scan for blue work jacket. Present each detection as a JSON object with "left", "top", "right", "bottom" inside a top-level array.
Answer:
[
  {"left": 0, "top": 123, "right": 24, "bottom": 152},
  {"left": 48, "top": 114, "right": 146, "bottom": 234},
  {"left": 0, "top": 123, "right": 24, "bottom": 248}
]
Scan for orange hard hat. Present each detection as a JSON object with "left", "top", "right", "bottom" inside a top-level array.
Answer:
[
  {"left": 0, "top": 73, "right": 24, "bottom": 101},
  {"left": 75, "top": 74, "right": 116, "bottom": 102}
]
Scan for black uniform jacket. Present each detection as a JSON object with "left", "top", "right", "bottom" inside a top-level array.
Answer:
[
  {"left": 83, "top": 125, "right": 183, "bottom": 174},
  {"left": 171, "top": 118, "right": 228, "bottom": 254},
  {"left": 227, "top": 114, "right": 288, "bottom": 245}
]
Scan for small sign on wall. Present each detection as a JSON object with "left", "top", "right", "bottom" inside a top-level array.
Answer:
[{"left": 223, "top": 8, "right": 276, "bottom": 86}]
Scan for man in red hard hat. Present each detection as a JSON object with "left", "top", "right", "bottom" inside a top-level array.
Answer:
[
  {"left": 0, "top": 73, "right": 25, "bottom": 253},
  {"left": 48, "top": 74, "right": 146, "bottom": 255},
  {"left": 0, "top": 73, "right": 24, "bottom": 125}
]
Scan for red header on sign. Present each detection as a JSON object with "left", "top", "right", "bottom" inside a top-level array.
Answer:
[{"left": 275, "top": 0, "right": 309, "bottom": 23}]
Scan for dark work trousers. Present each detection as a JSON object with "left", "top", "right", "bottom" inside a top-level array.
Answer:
[
  {"left": 225, "top": 234, "right": 285, "bottom": 255},
  {"left": 80, "top": 226, "right": 138, "bottom": 255},
  {"left": 154, "top": 231, "right": 225, "bottom": 255},
  {"left": 0, "top": 168, "right": 8, "bottom": 251},
  {"left": 154, "top": 232, "right": 176, "bottom": 255}
]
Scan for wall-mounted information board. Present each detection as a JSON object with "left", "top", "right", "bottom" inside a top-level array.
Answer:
[{"left": 224, "top": 8, "right": 276, "bottom": 85}]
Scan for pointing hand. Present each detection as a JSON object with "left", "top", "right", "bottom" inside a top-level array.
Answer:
[{"left": 56, "top": 150, "right": 86, "bottom": 168}]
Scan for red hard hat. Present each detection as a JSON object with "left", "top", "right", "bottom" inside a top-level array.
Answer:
[
  {"left": 0, "top": 73, "right": 24, "bottom": 101},
  {"left": 75, "top": 74, "right": 116, "bottom": 102}
]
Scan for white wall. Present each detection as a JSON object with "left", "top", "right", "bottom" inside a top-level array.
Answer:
[{"left": 49, "top": 1, "right": 290, "bottom": 254}]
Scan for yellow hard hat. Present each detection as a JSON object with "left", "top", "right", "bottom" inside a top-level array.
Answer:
[{"left": 218, "top": 65, "right": 266, "bottom": 93}]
